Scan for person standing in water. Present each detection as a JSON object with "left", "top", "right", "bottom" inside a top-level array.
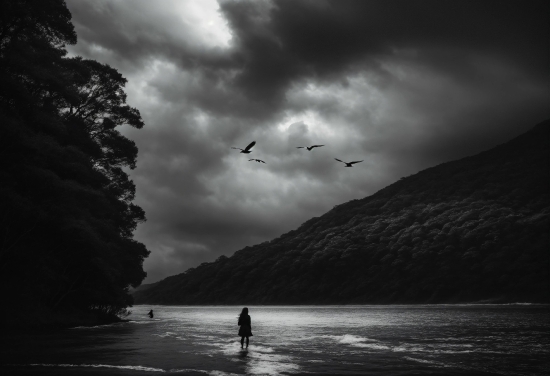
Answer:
[
  {"left": 148, "top": 309, "right": 154, "bottom": 318},
  {"left": 238, "top": 307, "right": 253, "bottom": 349}
]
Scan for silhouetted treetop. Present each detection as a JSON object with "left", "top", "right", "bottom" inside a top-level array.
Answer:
[{"left": 0, "top": 0, "right": 76, "bottom": 51}]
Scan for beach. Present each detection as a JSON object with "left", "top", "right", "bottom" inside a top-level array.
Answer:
[{"left": 2, "top": 305, "right": 549, "bottom": 375}]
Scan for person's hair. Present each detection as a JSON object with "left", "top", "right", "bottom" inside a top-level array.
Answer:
[{"left": 240, "top": 307, "right": 249, "bottom": 318}]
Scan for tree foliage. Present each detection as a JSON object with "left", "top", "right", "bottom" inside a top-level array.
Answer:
[
  {"left": 0, "top": 0, "right": 149, "bottom": 320},
  {"left": 134, "top": 121, "right": 550, "bottom": 305}
]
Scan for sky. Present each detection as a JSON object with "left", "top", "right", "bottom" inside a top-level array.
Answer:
[{"left": 64, "top": 0, "right": 549, "bottom": 284}]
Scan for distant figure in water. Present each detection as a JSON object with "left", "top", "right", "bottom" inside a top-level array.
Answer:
[
  {"left": 238, "top": 307, "right": 253, "bottom": 349},
  {"left": 148, "top": 309, "right": 154, "bottom": 318}
]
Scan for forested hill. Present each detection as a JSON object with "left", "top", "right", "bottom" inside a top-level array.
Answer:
[{"left": 134, "top": 120, "right": 550, "bottom": 304}]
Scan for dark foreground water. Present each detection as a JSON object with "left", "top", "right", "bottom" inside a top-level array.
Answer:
[{"left": 2, "top": 305, "right": 549, "bottom": 376}]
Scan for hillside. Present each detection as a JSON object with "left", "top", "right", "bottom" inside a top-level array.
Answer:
[{"left": 134, "top": 120, "right": 550, "bottom": 304}]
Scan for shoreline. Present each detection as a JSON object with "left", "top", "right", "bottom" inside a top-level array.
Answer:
[
  {"left": 131, "top": 297, "right": 549, "bottom": 306},
  {"left": 3, "top": 300, "right": 547, "bottom": 333},
  {"left": 0, "top": 307, "right": 130, "bottom": 333}
]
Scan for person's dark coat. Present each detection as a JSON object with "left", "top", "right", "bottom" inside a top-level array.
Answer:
[{"left": 238, "top": 314, "right": 253, "bottom": 337}]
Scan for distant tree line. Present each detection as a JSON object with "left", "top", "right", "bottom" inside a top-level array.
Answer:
[
  {"left": 134, "top": 121, "right": 549, "bottom": 305},
  {"left": 0, "top": 0, "right": 149, "bottom": 322}
]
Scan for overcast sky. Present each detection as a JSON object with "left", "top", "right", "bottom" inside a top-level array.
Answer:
[{"left": 65, "top": 0, "right": 549, "bottom": 284}]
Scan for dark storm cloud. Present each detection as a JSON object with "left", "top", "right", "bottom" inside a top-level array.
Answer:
[
  {"left": 65, "top": 0, "right": 549, "bottom": 283},
  {"left": 221, "top": 0, "right": 548, "bottom": 106}
]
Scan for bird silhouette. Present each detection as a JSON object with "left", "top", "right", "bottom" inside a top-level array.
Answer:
[
  {"left": 232, "top": 141, "right": 256, "bottom": 154},
  {"left": 297, "top": 145, "right": 324, "bottom": 151},
  {"left": 335, "top": 158, "right": 363, "bottom": 167},
  {"left": 248, "top": 159, "right": 266, "bottom": 163}
]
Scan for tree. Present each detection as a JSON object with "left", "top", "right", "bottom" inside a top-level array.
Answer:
[
  {"left": 61, "top": 57, "right": 146, "bottom": 237},
  {"left": 0, "top": 0, "right": 149, "bottom": 321}
]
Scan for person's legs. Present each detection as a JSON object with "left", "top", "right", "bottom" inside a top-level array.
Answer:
[
  {"left": 245, "top": 336, "right": 249, "bottom": 348},
  {"left": 240, "top": 336, "right": 244, "bottom": 348}
]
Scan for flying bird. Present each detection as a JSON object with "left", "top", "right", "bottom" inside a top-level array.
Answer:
[
  {"left": 335, "top": 158, "right": 363, "bottom": 167},
  {"left": 232, "top": 141, "right": 256, "bottom": 154},
  {"left": 248, "top": 159, "right": 266, "bottom": 163},
  {"left": 297, "top": 145, "right": 325, "bottom": 151}
]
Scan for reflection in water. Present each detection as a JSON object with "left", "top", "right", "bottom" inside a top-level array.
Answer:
[
  {"left": 238, "top": 349, "right": 249, "bottom": 359},
  {"left": 2, "top": 305, "right": 549, "bottom": 375}
]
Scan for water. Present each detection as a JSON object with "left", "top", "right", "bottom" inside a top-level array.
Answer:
[{"left": 2, "top": 305, "right": 549, "bottom": 375}]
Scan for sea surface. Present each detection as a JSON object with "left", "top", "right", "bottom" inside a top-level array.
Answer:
[{"left": 2, "top": 305, "right": 549, "bottom": 375}]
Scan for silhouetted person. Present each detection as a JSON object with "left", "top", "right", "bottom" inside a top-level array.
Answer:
[
  {"left": 148, "top": 309, "right": 154, "bottom": 318},
  {"left": 238, "top": 307, "right": 253, "bottom": 349}
]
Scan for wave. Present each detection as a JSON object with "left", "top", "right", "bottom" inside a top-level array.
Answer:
[
  {"left": 393, "top": 342, "right": 475, "bottom": 353},
  {"left": 207, "top": 371, "right": 241, "bottom": 376},
  {"left": 403, "top": 357, "right": 451, "bottom": 368},
  {"left": 325, "top": 334, "right": 379, "bottom": 344},
  {"left": 169, "top": 369, "right": 240, "bottom": 375},
  {"left": 328, "top": 335, "right": 482, "bottom": 354},
  {"left": 337, "top": 334, "right": 372, "bottom": 344},
  {"left": 24, "top": 363, "right": 166, "bottom": 372},
  {"left": 153, "top": 331, "right": 177, "bottom": 338},
  {"left": 17, "top": 364, "right": 238, "bottom": 375},
  {"left": 323, "top": 334, "right": 390, "bottom": 349},
  {"left": 353, "top": 342, "right": 392, "bottom": 350},
  {"left": 392, "top": 345, "right": 425, "bottom": 353},
  {"left": 128, "top": 320, "right": 158, "bottom": 324},
  {"left": 178, "top": 334, "right": 218, "bottom": 341}
]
